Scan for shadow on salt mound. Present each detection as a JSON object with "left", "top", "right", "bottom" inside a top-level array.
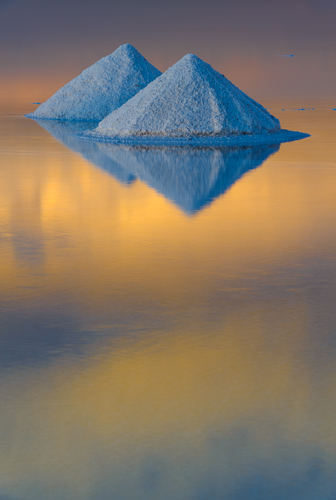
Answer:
[
  {"left": 97, "top": 143, "right": 280, "bottom": 214},
  {"left": 32, "top": 119, "right": 136, "bottom": 185}
]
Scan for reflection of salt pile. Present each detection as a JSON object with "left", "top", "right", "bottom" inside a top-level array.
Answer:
[
  {"left": 83, "top": 54, "right": 284, "bottom": 143},
  {"left": 31, "top": 118, "right": 279, "bottom": 213},
  {"left": 97, "top": 143, "right": 280, "bottom": 213},
  {"left": 32, "top": 119, "right": 136, "bottom": 184},
  {"left": 26, "top": 44, "right": 161, "bottom": 121}
]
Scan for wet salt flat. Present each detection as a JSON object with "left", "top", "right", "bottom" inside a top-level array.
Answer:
[{"left": 0, "top": 105, "right": 336, "bottom": 499}]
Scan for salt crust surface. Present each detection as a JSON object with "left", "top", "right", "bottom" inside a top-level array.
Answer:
[
  {"left": 82, "top": 53, "right": 299, "bottom": 143},
  {"left": 26, "top": 44, "right": 161, "bottom": 121}
]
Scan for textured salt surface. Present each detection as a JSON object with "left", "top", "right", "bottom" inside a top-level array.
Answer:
[
  {"left": 26, "top": 44, "right": 161, "bottom": 121},
  {"left": 82, "top": 53, "right": 287, "bottom": 142},
  {"left": 79, "top": 129, "right": 309, "bottom": 147}
]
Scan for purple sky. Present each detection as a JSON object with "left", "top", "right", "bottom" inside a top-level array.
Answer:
[{"left": 1, "top": 0, "right": 335, "bottom": 102}]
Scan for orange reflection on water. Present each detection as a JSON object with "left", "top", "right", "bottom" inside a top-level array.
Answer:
[
  {"left": 1, "top": 115, "right": 336, "bottom": 309},
  {"left": 1, "top": 111, "right": 336, "bottom": 499}
]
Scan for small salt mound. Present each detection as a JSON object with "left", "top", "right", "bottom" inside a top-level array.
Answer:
[
  {"left": 27, "top": 44, "right": 161, "bottom": 121},
  {"left": 86, "top": 54, "right": 281, "bottom": 140}
]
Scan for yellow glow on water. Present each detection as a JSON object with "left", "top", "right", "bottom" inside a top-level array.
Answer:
[
  {"left": 1, "top": 119, "right": 336, "bottom": 306},
  {"left": 1, "top": 112, "right": 336, "bottom": 498},
  {"left": 1, "top": 310, "right": 336, "bottom": 498}
]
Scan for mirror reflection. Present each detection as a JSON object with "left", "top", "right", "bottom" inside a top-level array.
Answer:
[{"left": 33, "top": 119, "right": 280, "bottom": 213}]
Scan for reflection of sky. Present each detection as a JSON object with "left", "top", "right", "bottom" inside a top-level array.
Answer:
[
  {"left": 1, "top": 113, "right": 336, "bottom": 499},
  {"left": 2, "top": 321, "right": 336, "bottom": 500},
  {"left": 0, "top": 114, "right": 336, "bottom": 363}
]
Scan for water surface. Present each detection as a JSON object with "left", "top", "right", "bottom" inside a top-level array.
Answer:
[{"left": 0, "top": 107, "right": 336, "bottom": 499}]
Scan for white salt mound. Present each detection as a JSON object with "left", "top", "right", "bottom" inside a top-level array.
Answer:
[
  {"left": 26, "top": 44, "right": 161, "bottom": 121},
  {"left": 84, "top": 54, "right": 282, "bottom": 141}
]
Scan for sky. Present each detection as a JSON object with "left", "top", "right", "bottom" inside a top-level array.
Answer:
[{"left": 0, "top": 0, "right": 335, "bottom": 108}]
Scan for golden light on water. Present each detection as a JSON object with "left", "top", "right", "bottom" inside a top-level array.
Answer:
[
  {"left": 1, "top": 309, "right": 336, "bottom": 498},
  {"left": 1, "top": 114, "right": 336, "bottom": 306},
  {"left": 1, "top": 112, "right": 336, "bottom": 499},
  {"left": 0, "top": 0, "right": 335, "bottom": 494}
]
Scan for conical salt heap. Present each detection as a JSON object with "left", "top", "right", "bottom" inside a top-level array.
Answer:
[
  {"left": 85, "top": 54, "right": 281, "bottom": 140},
  {"left": 27, "top": 44, "right": 161, "bottom": 121}
]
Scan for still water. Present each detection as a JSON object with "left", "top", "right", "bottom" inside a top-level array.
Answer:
[{"left": 0, "top": 106, "right": 336, "bottom": 499}]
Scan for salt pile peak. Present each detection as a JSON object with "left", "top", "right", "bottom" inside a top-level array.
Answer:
[
  {"left": 86, "top": 53, "right": 281, "bottom": 140},
  {"left": 27, "top": 44, "right": 161, "bottom": 121}
]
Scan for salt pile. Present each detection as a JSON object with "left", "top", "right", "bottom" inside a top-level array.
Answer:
[
  {"left": 26, "top": 44, "right": 161, "bottom": 121},
  {"left": 82, "top": 53, "right": 298, "bottom": 145}
]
